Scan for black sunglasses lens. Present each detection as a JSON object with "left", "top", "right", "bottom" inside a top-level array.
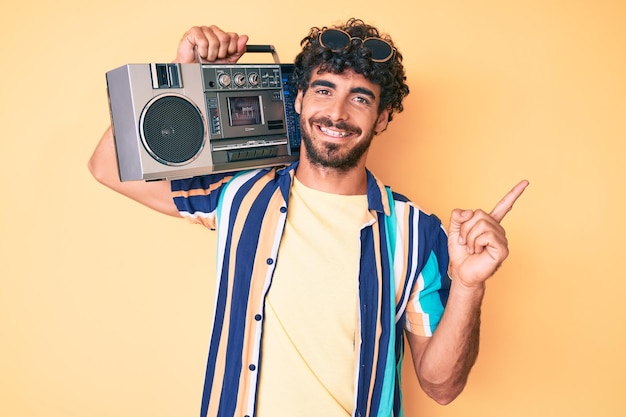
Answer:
[
  {"left": 320, "top": 29, "right": 351, "bottom": 50},
  {"left": 362, "top": 39, "right": 393, "bottom": 61}
]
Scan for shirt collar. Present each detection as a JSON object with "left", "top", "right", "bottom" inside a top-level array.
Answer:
[{"left": 277, "top": 162, "right": 391, "bottom": 217}]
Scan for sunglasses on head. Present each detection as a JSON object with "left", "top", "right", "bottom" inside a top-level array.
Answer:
[{"left": 318, "top": 28, "right": 396, "bottom": 63}]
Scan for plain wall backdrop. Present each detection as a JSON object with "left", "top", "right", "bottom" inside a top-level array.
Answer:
[{"left": 1, "top": 0, "right": 624, "bottom": 416}]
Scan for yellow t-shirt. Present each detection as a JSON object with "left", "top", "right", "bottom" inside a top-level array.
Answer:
[{"left": 255, "top": 177, "right": 370, "bottom": 417}]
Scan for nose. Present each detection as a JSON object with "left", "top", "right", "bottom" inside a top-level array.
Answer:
[{"left": 326, "top": 97, "right": 349, "bottom": 122}]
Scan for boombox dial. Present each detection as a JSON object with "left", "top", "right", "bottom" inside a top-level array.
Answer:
[
  {"left": 248, "top": 72, "right": 259, "bottom": 86},
  {"left": 218, "top": 73, "right": 232, "bottom": 87},
  {"left": 233, "top": 72, "right": 246, "bottom": 87}
]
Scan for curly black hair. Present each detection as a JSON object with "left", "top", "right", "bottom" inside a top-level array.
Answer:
[{"left": 290, "top": 18, "right": 410, "bottom": 122}]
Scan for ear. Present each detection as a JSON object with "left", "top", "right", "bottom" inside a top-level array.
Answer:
[
  {"left": 295, "top": 90, "right": 303, "bottom": 114},
  {"left": 374, "top": 108, "right": 390, "bottom": 135}
]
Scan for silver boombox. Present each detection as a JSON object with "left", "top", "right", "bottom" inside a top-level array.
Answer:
[{"left": 105, "top": 46, "right": 301, "bottom": 181}]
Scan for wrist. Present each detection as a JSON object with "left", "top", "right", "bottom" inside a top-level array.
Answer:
[{"left": 449, "top": 274, "right": 487, "bottom": 299}]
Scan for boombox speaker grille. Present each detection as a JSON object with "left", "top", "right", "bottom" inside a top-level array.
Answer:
[{"left": 141, "top": 95, "right": 205, "bottom": 165}]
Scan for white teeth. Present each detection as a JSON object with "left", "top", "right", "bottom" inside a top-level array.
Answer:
[{"left": 320, "top": 126, "right": 350, "bottom": 137}]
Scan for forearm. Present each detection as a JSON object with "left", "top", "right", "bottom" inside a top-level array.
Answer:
[
  {"left": 412, "top": 180, "right": 528, "bottom": 404},
  {"left": 413, "top": 280, "right": 485, "bottom": 404}
]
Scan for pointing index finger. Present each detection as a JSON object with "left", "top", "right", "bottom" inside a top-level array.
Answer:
[{"left": 490, "top": 180, "right": 530, "bottom": 223}]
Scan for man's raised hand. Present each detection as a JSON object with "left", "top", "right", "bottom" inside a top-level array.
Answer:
[
  {"left": 447, "top": 180, "right": 529, "bottom": 288},
  {"left": 175, "top": 25, "right": 248, "bottom": 64}
]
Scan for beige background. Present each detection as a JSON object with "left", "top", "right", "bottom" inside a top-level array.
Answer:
[{"left": 1, "top": 0, "right": 624, "bottom": 416}]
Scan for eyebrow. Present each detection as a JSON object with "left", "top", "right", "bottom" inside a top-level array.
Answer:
[{"left": 310, "top": 79, "right": 377, "bottom": 100}]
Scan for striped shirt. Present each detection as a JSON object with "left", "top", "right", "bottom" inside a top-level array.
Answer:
[{"left": 171, "top": 162, "right": 451, "bottom": 417}]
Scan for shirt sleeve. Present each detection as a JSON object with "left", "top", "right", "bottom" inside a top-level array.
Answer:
[
  {"left": 170, "top": 172, "right": 235, "bottom": 229},
  {"left": 404, "top": 215, "right": 451, "bottom": 337}
]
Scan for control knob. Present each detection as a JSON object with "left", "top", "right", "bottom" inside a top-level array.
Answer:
[
  {"left": 248, "top": 72, "right": 259, "bottom": 86},
  {"left": 233, "top": 72, "right": 246, "bottom": 87},
  {"left": 218, "top": 73, "right": 232, "bottom": 87}
]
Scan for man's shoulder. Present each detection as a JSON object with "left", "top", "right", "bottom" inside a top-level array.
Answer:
[
  {"left": 171, "top": 162, "right": 296, "bottom": 191},
  {"left": 379, "top": 185, "right": 444, "bottom": 231}
]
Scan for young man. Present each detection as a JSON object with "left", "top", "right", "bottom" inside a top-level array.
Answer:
[{"left": 89, "top": 18, "right": 528, "bottom": 417}]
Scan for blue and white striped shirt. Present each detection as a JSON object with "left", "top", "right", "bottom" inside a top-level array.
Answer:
[{"left": 171, "top": 162, "right": 451, "bottom": 417}]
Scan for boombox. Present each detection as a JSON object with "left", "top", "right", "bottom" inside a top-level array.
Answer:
[{"left": 106, "top": 48, "right": 301, "bottom": 181}]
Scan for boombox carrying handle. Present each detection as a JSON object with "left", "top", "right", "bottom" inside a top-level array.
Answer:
[
  {"left": 245, "top": 45, "right": 280, "bottom": 63},
  {"left": 194, "top": 44, "right": 280, "bottom": 64}
]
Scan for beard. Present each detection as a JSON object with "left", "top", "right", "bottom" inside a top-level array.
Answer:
[{"left": 300, "top": 116, "right": 376, "bottom": 172}]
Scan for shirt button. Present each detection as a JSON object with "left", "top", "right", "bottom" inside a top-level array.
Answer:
[
  {"left": 254, "top": 314, "right": 262, "bottom": 321},
  {"left": 266, "top": 258, "right": 274, "bottom": 265},
  {"left": 249, "top": 364, "right": 256, "bottom": 371},
  {"left": 280, "top": 206, "right": 287, "bottom": 213}
]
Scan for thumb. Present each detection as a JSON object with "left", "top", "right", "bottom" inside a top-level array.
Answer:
[
  {"left": 237, "top": 35, "right": 249, "bottom": 55},
  {"left": 449, "top": 209, "right": 473, "bottom": 236}
]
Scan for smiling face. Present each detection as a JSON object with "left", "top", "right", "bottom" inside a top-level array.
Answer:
[{"left": 294, "top": 68, "right": 389, "bottom": 173}]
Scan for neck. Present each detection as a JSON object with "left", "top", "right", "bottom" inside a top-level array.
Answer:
[{"left": 295, "top": 158, "right": 368, "bottom": 195}]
